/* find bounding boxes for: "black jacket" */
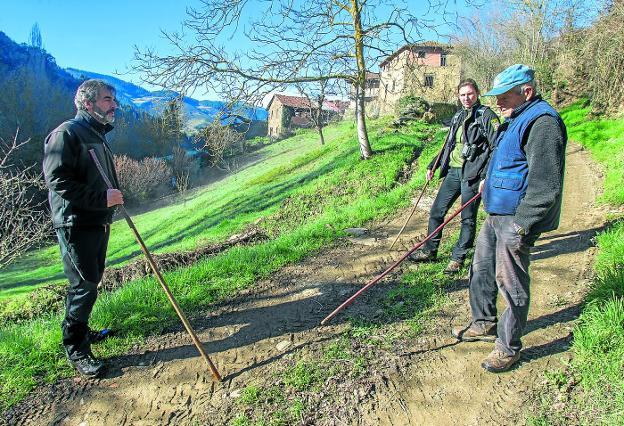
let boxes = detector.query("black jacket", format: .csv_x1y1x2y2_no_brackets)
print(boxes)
429,102,499,184
43,111,120,228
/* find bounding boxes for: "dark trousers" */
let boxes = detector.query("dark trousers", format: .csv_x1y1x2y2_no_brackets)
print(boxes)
468,215,540,356
56,226,110,360
424,167,480,263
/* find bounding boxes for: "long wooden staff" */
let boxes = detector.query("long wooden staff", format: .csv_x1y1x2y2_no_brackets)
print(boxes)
89,149,222,382
321,192,481,326
389,137,447,250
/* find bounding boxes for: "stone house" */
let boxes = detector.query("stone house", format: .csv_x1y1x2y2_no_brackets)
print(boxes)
376,42,461,115
349,72,381,114
267,94,347,139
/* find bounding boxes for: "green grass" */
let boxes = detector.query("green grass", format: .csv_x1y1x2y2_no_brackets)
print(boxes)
529,101,624,424
559,101,624,204
0,118,446,411
0,124,354,299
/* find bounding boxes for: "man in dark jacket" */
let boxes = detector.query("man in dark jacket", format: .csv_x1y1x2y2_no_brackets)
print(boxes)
410,79,499,274
452,64,567,373
43,79,123,377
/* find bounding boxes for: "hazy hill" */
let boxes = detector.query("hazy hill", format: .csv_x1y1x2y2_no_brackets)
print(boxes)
66,68,268,133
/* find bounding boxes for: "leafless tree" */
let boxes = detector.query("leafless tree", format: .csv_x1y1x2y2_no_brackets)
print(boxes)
295,61,347,145
0,130,51,269
195,118,244,170
133,0,451,160
171,146,195,192
451,0,596,94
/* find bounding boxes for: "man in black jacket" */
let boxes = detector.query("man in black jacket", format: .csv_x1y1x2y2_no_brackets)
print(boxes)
43,79,123,377
410,79,499,274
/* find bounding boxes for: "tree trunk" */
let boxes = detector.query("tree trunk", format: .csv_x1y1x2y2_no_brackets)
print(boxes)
317,124,325,145
355,90,371,158
351,0,373,159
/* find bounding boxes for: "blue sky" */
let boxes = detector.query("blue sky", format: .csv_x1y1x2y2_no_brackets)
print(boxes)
0,0,478,100
0,1,202,91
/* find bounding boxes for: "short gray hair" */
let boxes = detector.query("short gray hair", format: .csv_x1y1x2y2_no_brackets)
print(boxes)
516,80,537,95
74,79,116,111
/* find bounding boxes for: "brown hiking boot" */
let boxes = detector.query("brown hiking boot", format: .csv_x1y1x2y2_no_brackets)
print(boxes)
443,260,463,274
481,348,521,373
408,249,436,262
452,322,497,342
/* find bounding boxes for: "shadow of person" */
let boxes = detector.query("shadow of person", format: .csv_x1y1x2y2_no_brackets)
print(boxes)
103,281,385,379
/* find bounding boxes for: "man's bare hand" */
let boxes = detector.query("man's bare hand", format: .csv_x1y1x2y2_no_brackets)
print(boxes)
426,169,434,181
479,179,486,193
107,189,124,207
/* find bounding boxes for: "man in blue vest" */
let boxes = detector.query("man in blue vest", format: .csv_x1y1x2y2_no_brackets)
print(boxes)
409,79,499,274
451,64,567,373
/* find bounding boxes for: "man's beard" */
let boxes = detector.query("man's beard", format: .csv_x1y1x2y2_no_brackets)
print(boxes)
91,105,115,124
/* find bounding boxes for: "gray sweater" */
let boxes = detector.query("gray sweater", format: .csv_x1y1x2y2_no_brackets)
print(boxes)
514,115,567,235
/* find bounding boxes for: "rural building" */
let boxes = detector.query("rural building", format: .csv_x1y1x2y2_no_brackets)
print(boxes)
376,42,461,115
349,72,381,115
267,94,348,139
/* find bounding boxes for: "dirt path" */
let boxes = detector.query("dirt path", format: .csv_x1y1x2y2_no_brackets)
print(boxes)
4,143,605,425
360,142,604,425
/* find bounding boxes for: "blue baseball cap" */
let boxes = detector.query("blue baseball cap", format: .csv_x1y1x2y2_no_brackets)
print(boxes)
484,64,535,96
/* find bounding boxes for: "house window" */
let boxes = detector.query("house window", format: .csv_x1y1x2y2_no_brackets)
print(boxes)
424,74,434,88
417,50,426,58
440,54,447,67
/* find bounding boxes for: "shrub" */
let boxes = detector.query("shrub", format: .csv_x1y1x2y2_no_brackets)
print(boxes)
114,155,172,203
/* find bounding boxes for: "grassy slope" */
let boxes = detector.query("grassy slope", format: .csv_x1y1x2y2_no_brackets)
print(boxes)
0,125,350,299
0,118,446,411
530,101,624,424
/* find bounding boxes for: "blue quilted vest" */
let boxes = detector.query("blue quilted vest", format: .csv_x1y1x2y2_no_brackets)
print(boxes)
483,99,563,215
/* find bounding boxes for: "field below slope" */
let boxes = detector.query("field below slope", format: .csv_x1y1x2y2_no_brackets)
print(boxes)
0,117,445,411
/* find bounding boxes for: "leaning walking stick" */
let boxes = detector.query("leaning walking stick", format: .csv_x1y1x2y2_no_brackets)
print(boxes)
89,149,222,382
321,191,481,326
389,139,447,250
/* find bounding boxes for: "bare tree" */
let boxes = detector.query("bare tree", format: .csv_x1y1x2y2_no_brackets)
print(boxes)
171,146,195,192
451,0,596,94
0,130,50,269
133,0,450,160
195,118,244,170
295,60,346,145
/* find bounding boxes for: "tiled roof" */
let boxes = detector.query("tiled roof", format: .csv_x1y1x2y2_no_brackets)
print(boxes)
270,94,347,112
380,42,452,68
273,94,314,109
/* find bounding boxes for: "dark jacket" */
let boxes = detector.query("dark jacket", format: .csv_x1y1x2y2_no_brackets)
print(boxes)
484,96,567,235
429,101,499,184
43,111,120,228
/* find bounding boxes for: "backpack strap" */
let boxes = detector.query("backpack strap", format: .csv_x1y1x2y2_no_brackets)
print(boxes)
474,105,490,141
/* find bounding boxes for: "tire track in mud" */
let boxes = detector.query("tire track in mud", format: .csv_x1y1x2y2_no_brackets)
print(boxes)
4,143,603,425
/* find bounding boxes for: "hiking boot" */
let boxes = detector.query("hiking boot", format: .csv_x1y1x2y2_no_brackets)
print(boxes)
481,348,521,373
88,328,114,344
408,249,436,262
69,353,106,378
452,322,497,342
443,260,463,274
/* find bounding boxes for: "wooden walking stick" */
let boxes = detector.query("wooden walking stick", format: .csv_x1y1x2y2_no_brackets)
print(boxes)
321,192,481,326
389,138,447,250
89,149,222,382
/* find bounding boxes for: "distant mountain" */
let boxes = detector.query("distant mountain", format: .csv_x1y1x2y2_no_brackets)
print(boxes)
65,68,268,133
0,31,79,94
